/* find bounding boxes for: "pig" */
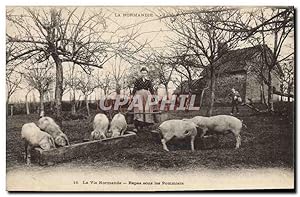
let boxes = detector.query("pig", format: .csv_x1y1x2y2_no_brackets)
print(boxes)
21,122,56,165
154,119,198,152
90,113,109,140
38,117,70,147
108,113,127,138
186,115,243,149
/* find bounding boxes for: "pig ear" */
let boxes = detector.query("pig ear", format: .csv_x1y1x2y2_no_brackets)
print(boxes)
62,134,70,145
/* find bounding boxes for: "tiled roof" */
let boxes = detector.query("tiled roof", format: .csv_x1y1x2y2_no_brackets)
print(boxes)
173,45,283,94
213,45,270,74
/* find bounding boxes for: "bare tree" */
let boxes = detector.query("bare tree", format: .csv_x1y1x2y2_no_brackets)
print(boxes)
123,66,140,95
65,63,81,114
172,72,185,93
145,51,176,98
279,59,294,102
213,7,294,111
24,61,54,117
175,55,202,94
247,8,294,111
6,66,22,105
77,71,98,116
24,87,34,115
162,7,243,115
96,72,114,98
7,7,145,123
153,63,174,97
6,40,24,115
110,55,127,95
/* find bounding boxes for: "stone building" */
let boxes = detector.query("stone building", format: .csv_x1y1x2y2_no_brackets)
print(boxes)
174,45,283,105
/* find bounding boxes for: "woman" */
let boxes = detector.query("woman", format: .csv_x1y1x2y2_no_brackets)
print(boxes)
132,67,155,130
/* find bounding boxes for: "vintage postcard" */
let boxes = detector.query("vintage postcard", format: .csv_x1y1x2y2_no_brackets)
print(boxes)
6,6,295,191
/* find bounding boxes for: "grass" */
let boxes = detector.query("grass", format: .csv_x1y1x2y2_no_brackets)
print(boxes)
6,105,294,171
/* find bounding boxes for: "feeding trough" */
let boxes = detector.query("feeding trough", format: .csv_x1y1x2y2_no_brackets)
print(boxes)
31,131,137,165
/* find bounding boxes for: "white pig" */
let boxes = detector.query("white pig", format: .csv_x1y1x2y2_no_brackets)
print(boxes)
154,119,198,152
186,115,243,149
90,113,109,140
108,113,127,138
38,117,70,147
21,122,56,165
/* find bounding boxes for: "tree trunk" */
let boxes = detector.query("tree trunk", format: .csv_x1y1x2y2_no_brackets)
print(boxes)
6,98,9,117
183,91,191,111
206,69,216,117
260,83,267,106
39,91,45,117
267,70,274,112
25,94,30,115
104,89,107,97
164,85,169,99
71,89,76,115
10,105,13,116
52,54,63,125
129,88,132,95
185,80,193,110
116,84,121,95
85,94,90,116
260,84,264,103
48,90,54,112
287,85,291,102
69,91,72,101
280,83,284,102
199,87,208,109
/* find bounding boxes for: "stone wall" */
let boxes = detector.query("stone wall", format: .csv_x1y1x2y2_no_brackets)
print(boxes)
197,64,282,106
245,70,281,103
202,72,247,105
245,73,264,102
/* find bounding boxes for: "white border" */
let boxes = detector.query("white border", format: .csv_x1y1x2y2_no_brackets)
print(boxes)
1,0,298,196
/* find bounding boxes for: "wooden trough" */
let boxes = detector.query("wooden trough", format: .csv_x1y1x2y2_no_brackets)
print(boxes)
31,131,137,165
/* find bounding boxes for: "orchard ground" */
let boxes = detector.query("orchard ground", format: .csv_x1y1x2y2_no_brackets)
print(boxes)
6,103,294,171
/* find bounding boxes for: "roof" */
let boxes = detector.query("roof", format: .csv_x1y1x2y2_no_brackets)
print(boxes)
201,44,283,76
213,45,270,74
173,78,207,94
173,45,284,94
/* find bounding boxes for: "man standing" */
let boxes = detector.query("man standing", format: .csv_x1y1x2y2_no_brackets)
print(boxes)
230,88,241,115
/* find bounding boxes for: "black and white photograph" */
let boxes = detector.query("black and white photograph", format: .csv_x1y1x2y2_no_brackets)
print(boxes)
5,6,295,191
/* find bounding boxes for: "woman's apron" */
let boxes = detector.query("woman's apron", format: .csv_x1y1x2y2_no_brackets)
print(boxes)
133,89,154,124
